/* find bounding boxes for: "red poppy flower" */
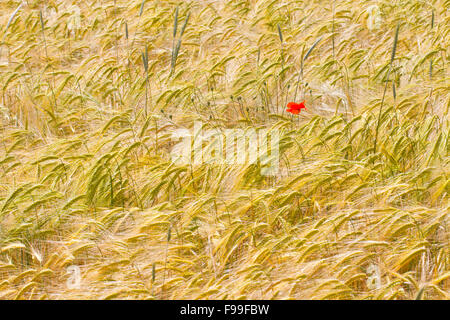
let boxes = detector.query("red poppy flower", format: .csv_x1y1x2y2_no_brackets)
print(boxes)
286,101,306,114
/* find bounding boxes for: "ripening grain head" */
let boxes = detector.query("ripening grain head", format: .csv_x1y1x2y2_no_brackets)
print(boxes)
0,0,448,300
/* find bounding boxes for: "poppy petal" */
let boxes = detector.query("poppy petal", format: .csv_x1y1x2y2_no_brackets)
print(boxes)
287,101,306,114
287,102,296,109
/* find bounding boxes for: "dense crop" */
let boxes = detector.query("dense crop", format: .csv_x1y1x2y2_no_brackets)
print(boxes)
0,0,448,299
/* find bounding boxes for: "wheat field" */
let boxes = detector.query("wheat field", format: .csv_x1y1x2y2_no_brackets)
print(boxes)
0,0,448,300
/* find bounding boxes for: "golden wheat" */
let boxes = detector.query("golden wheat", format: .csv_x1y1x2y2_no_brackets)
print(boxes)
0,0,448,300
